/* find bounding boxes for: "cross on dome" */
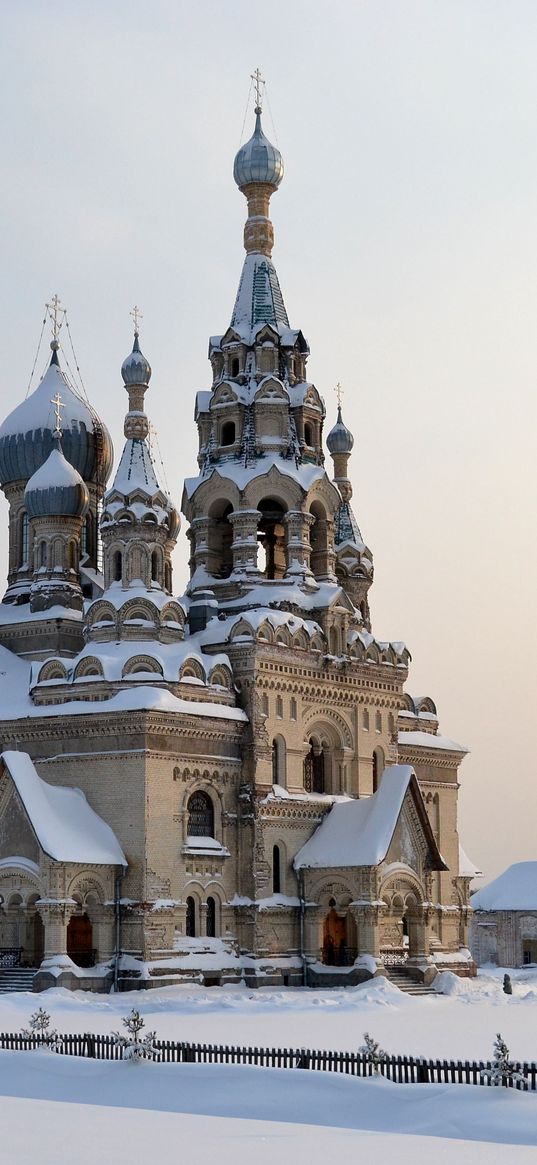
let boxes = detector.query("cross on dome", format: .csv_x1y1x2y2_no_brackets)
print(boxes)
130,305,143,335
335,382,344,409
251,67,265,112
46,294,66,345
50,391,65,438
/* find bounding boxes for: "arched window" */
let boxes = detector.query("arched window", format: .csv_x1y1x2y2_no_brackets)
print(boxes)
304,422,313,447
68,541,76,571
39,540,47,568
372,747,384,793
164,561,172,593
151,550,159,583
309,501,329,579
304,740,324,794
272,736,286,787
363,708,369,731
329,627,338,655
261,692,269,716
231,357,240,377
208,501,233,579
221,421,236,446
276,695,283,719
187,791,215,838
81,515,89,558
113,550,122,582
375,711,382,733
272,845,281,894
186,896,196,937
206,896,216,937
20,513,29,566
290,697,297,721
257,498,287,580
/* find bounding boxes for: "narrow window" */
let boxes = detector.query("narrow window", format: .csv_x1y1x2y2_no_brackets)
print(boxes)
231,357,240,377
113,550,122,582
363,708,369,731
186,896,196,937
276,695,283,719
304,423,313,446
272,845,281,894
206,896,216,938
262,692,269,716
221,421,236,446
375,711,382,733
151,550,159,582
20,513,29,566
39,541,47,568
290,697,297,721
272,739,278,784
187,791,215,838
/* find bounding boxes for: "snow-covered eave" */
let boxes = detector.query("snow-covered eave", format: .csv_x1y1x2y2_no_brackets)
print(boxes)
398,730,469,755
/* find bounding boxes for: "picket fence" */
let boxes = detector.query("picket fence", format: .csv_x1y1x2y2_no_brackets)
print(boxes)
0,1030,534,1090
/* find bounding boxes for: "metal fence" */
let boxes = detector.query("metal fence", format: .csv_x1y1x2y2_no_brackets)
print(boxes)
0,1031,534,1089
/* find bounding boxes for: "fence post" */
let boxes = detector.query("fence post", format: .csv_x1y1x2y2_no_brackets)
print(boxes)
296,1047,310,1069
417,1057,429,1083
85,1033,96,1059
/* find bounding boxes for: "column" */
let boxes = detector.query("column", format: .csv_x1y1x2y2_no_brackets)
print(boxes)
284,511,314,576
37,900,78,964
229,510,260,575
190,516,212,575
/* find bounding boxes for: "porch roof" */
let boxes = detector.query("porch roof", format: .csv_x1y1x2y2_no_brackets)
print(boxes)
294,764,446,871
1,751,127,867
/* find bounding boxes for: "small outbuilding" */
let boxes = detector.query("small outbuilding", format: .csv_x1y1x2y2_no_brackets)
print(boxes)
470,862,537,967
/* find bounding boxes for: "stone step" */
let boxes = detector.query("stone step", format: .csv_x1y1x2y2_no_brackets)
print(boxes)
0,969,37,993
387,970,437,996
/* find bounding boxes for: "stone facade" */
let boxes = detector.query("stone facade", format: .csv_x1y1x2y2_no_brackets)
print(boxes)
0,102,477,991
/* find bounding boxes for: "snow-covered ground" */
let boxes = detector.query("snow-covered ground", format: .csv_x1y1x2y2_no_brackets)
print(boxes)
3,967,537,1164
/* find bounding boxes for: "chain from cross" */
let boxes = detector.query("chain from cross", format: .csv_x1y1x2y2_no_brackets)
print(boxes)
251,67,265,111
130,305,143,334
334,382,344,409
46,294,66,342
50,391,65,437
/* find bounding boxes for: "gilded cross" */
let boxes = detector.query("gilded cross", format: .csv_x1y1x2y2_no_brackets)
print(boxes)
130,305,143,334
335,382,344,409
50,391,65,437
251,67,265,111
46,293,66,342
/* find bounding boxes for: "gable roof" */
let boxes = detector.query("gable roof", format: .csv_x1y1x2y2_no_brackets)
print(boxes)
294,764,446,871
1,751,126,866
472,862,537,911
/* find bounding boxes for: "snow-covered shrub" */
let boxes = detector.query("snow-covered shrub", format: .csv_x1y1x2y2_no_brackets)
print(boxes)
20,1007,62,1052
112,1008,159,1062
359,1032,387,1073
481,1033,528,1088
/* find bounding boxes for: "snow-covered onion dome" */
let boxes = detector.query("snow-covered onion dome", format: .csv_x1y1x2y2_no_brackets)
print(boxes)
121,332,151,388
233,108,284,189
326,405,354,455
0,342,114,488
25,440,89,519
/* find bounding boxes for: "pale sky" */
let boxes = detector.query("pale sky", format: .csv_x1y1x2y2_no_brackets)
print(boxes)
1,0,536,884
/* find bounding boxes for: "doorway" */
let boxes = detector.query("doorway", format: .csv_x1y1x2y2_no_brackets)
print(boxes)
322,904,348,966
67,913,94,968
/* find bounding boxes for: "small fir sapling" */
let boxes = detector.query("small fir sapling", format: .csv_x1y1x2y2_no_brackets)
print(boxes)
481,1033,528,1088
503,974,513,995
112,1008,159,1062
20,1007,62,1051
359,1032,387,1073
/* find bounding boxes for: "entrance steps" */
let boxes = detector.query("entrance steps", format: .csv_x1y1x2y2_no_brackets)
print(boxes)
0,967,36,993
387,967,437,996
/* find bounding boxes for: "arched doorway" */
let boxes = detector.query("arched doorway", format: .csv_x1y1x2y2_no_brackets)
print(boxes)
67,913,94,968
186,896,196,937
304,739,325,793
322,901,348,966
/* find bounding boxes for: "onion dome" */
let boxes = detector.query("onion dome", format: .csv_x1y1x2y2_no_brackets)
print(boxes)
233,108,284,189
326,406,354,455
121,332,151,387
0,344,113,488
25,441,89,518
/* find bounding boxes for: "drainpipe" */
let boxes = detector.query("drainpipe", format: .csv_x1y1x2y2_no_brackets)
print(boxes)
113,868,124,993
298,868,307,987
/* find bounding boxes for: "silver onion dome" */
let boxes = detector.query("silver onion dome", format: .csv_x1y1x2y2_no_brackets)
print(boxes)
0,345,113,488
233,109,284,189
25,441,89,519
121,333,152,387
326,406,355,455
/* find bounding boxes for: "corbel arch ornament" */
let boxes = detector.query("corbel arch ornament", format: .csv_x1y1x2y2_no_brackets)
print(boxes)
302,709,353,751
73,657,104,680
86,601,117,629
180,658,207,683
379,865,426,909
37,659,68,683
66,873,106,906
122,654,164,677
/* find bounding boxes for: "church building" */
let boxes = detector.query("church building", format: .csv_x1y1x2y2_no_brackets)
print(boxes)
0,90,477,991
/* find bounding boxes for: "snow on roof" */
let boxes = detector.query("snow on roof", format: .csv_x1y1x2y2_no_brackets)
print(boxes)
0,363,97,440
33,638,232,687
398,730,468,754
472,862,537,911
295,765,419,869
0,647,246,724
0,603,83,627
230,253,289,340
25,446,84,491
459,843,483,880
199,608,322,648
1,751,126,866
107,437,161,497
184,453,325,499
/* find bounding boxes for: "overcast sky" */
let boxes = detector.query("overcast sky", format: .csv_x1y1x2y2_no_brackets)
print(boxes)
1,0,536,884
